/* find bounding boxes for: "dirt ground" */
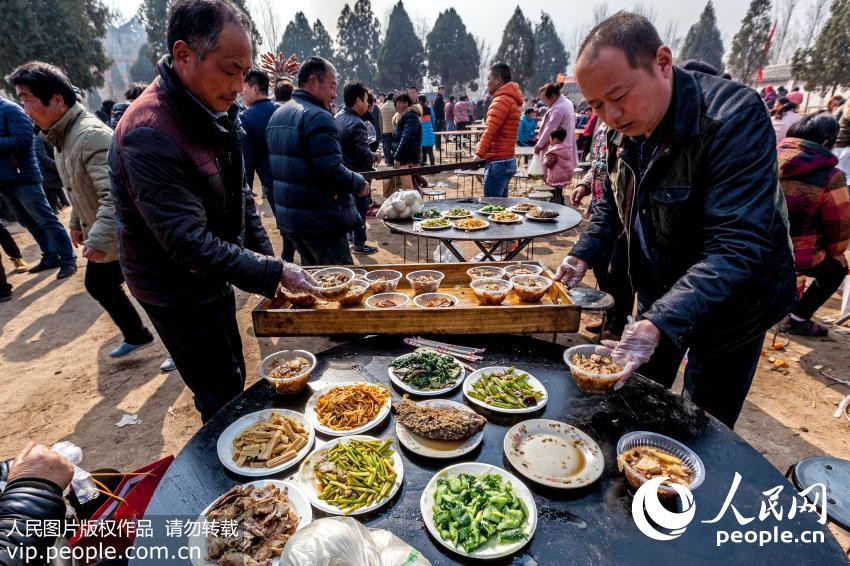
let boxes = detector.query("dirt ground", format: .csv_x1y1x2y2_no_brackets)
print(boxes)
1,172,848,553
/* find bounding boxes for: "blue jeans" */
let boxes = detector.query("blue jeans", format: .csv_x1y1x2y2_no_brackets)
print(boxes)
382,133,394,166
483,158,517,198
0,183,75,265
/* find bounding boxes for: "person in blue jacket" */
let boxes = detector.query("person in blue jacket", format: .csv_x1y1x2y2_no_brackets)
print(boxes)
419,95,436,165
0,96,75,277
517,108,537,146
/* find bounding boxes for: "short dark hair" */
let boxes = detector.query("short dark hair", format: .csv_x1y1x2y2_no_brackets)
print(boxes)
524,108,534,115
166,0,251,60
343,81,368,107
385,92,395,101
395,93,413,106
297,56,334,87
367,90,375,106
124,82,147,100
489,63,511,84
102,99,115,112
5,61,77,107
787,113,840,149
550,127,567,141
578,11,662,72
409,85,417,91
537,82,561,99
244,68,269,91
274,78,293,102
449,95,455,102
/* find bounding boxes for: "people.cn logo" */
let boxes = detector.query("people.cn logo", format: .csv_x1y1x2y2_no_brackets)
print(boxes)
632,476,697,541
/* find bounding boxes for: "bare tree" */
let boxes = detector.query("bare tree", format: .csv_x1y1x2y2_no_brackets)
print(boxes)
252,0,281,54
799,0,830,49
771,0,799,64
631,2,657,23
474,36,492,93
592,2,610,25
661,19,682,56
413,15,431,48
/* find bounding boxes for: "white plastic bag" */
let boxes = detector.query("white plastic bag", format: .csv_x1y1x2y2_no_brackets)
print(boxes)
52,440,99,504
841,273,850,319
281,517,430,566
528,153,544,178
834,147,850,179
376,190,424,220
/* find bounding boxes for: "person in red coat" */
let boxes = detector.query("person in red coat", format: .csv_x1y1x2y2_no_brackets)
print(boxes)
475,63,523,197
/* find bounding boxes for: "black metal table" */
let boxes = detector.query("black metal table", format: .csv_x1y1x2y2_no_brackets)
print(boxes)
383,198,582,261
137,336,846,565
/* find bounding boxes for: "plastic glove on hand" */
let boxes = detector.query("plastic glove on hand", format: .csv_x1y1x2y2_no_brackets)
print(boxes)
280,263,320,296
601,320,662,390
554,255,588,288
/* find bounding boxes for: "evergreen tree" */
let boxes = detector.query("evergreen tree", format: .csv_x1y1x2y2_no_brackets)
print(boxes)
532,12,569,90
426,8,479,92
139,0,169,65
727,0,773,84
312,19,335,60
129,44,158,83
279,12,315,61
792,0,850,95
679,1,725,70
0,0,111,91
336,0,381,87
375,1,425,91
493,7,536,92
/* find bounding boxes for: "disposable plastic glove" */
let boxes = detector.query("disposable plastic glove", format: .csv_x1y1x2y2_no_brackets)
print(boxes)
601,320,662,390
280,263,320,295
553,255,588,289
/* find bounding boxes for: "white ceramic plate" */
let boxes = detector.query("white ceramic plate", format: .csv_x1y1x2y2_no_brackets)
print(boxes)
188,479,312,566
296,435,404,516
418,220,452,231
507,204,539,215
305,382,392,436
453,218,490,231
217,409,315,477
420,462,537,559
387,352,466,396
489,214,524,224
504,419,604,489
463,367,548,414
395,399,484,458
441,209,474,219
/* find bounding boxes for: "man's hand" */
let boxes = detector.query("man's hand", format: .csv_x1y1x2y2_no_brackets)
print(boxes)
280,263,320,295
533,146,541,155
553,255,588,288
601,320,662,390
393,160,401,168
70,229,83,248
570,184,590,207
358,182,371,197
82,246,107,262
8,441,74,490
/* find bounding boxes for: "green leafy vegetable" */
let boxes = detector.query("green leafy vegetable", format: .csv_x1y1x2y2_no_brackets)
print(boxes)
468,367,544,409
391,352,462,391
432,472,528,553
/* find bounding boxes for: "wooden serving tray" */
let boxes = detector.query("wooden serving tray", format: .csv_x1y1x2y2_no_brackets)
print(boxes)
252,261,580,336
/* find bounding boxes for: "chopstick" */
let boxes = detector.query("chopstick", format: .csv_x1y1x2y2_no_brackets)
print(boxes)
410,337,485,354
404,338,483,362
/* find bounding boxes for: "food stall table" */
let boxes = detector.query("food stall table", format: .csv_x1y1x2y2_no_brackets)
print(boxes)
134,335,845,565
383,197,581,262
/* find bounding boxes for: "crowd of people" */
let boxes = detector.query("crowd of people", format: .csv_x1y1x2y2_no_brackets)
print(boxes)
1,3,850,560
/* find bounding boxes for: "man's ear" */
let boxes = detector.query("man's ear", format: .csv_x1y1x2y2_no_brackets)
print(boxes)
172,40,194,67
656,46,674,77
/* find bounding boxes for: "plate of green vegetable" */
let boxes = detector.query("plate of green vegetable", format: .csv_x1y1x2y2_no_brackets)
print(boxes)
463,367,547,414
478,204,506,214
421,462,537,558
388,352,466,396
297,435,403,516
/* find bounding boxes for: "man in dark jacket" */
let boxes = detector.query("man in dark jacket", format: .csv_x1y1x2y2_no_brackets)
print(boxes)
94,99,114,125
0,441,73,564
33,134,68,213
109,0,316,421
0,97,76,277
108,82,147,129
267,56,371,266
336,81,379,254
239,68,297,262
392,93,422,168
556,13,797,428
433,86,446,150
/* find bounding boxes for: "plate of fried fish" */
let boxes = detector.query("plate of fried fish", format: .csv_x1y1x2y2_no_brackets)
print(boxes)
393,395,487,458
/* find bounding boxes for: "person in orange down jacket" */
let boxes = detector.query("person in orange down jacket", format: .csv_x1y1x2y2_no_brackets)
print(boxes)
475,63,523,197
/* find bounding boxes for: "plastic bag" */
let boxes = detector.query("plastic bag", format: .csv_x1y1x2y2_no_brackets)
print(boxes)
281,517,430,566
52,441,99,504
835,147,850,178
376,190,424,220
528,153,544,178
841,273,850,319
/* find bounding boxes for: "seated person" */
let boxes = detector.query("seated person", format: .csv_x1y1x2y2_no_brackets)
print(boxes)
778,113,850,336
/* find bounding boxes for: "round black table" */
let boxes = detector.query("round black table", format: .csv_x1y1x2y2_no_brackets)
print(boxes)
383,198,582,261
137,336,846,564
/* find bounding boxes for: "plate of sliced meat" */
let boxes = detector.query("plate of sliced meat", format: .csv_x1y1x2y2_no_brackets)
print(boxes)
393,395,487,458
